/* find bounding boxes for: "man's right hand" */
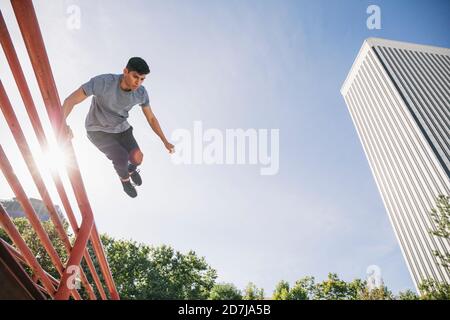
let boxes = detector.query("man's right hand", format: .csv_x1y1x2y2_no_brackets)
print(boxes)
60,86,88,142
59,124,73,142
66,125,74,140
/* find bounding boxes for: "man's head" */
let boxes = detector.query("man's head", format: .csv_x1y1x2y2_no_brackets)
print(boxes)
122,57,150,91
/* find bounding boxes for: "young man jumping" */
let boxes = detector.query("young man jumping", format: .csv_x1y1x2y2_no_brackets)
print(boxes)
61,57,174,198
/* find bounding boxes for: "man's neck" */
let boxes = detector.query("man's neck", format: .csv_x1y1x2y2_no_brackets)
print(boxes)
119,76,132,92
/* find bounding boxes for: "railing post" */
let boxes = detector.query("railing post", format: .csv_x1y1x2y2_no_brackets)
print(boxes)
54,215,94,300
10,0,119,299
0,204,56,297
0,10,107,300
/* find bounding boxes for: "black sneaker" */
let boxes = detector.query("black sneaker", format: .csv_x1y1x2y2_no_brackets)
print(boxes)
121,179,137,198
128,165,142,186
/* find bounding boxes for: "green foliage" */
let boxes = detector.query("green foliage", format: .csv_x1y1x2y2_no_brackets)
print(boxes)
315,273,355,300
243,282,265,300
0,227,9,244
420,195,450,300
430,195,450,239
0,217,69,279
274,276,316,300
428,195,450,270
346,279,366,299
357,285,394,300
0,217,217,300
85,235,154,299
272,280,290,300
419,280,450,300
209,283,242,300
288,278,312,300
271,275,401,300
397,289,419,300
92,235,217,299
1,215,430,300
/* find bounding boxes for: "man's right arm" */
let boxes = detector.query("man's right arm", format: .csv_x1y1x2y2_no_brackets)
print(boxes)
62,87,88,120
60,87,88,140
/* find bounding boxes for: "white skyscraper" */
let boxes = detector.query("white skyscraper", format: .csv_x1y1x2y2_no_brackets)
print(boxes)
341,38,450,292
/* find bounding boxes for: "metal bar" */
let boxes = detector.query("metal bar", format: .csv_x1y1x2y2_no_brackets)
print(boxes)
54,214,93,299
11,0,119,300
2,239,60,288
1,239,58,298
34,283,48,297
0,11,106,299
0,146,65,275
84,242,107,299
0,79,96,300
0,145,82,300
0,204,56,297
0,236,47,299
90,225,118,298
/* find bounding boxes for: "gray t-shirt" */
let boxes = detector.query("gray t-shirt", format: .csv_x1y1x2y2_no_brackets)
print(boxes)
81,73,150,133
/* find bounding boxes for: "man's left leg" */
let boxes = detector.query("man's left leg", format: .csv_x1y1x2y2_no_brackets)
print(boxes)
87,130,138,197
118,127,143,186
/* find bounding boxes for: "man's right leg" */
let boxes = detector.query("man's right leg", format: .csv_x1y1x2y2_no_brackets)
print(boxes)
87,131,138,198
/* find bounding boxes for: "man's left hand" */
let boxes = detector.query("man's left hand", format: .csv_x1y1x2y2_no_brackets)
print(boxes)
164,141,175,154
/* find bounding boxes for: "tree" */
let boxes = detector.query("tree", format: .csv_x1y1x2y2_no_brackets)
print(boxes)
243,282,265,300
209,283,242,300
345,279,367,300
428,195,450,270
314,273,360,300
273,276,363,300
85,236,154,299
286,276,317,300
419,280,450,300
397,289,419,300
422,195,450,300
272,280,290,300
0,216,425,300
89,236,218,299
270,275,419,300
357,285,394,300
0,217,218,300
0,217,69,279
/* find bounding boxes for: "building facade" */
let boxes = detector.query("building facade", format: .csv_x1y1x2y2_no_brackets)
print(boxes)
341,38,450,291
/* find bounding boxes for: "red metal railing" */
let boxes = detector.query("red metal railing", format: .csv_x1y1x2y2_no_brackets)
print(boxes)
0,0,119,300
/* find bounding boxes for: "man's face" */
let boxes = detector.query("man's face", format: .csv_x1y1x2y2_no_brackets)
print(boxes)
123,68,146,91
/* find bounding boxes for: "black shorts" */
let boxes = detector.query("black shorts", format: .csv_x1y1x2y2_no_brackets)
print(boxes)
87,126,141,178
87,126,139,153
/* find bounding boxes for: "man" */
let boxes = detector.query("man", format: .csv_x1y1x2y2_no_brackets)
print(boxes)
61,57,174,198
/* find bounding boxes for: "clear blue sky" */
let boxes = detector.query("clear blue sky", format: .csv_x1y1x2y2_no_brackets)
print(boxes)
0,0,449,295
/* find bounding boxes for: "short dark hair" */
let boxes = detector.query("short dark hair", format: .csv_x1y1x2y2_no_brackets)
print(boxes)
126,57,150,75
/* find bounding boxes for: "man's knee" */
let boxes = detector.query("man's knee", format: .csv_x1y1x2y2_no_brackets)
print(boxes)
129,148,143,165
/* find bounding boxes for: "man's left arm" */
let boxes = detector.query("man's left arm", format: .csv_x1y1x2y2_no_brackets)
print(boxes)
142,105,174,153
